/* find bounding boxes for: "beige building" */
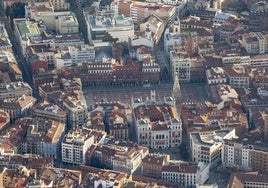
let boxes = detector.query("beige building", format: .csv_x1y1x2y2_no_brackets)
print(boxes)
223,65,250,89
55,14,79,34
132,91,182,149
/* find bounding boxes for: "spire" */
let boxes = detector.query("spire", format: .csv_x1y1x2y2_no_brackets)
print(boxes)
172,74,181,103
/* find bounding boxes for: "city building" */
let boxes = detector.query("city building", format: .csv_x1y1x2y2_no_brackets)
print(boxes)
55,14,79,34
54,45,95,68
228,172,268,188
0,82,32,100
31,100,67,123
62,127,106,164
85,9,134,43
142,153,170,179
0,95,36,122
170,50,191,81
161,161,209,186
132,91,182,149
140,15,165,44
190,129,236,167
89,137,149,174
249,1,268,32
223,65,250,88
25,118,65,159
51,0,70,11
242,32,268,55
76,57,161,86
107,111,129,140
13,18,41,55
206,67,227,85
39,167,82,187
61,90,87,127
207,84,239,105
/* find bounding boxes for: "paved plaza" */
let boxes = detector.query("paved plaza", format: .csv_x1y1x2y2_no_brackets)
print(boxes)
83,82,208,106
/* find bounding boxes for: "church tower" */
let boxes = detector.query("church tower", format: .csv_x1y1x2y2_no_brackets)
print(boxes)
172,74,181,103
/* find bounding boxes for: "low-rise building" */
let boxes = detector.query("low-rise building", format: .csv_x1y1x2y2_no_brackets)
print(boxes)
190,129,236,167
55,14,79,34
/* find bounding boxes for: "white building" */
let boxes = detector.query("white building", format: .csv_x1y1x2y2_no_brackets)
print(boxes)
85,9,134,43
161,161,209,186
222,138,254,171
132,91,182,149
164,28,183,55
61,128,95,164
0,82,32,100
206,67,227,85
62,90,87,127
190,129,236,167
170,50,191,81
54,45,95,68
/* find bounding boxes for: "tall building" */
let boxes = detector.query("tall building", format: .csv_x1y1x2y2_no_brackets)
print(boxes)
62,128,94,165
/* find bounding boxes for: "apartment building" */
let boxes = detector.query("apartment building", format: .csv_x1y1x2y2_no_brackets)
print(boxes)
132,91,182,149
223,65,250,89
31,100,67,123
142,153,170,179
0,23,12,50
90,137,148,174
161,161,209,186
107,111,129,140
206,67,227,85
62,90,87,127
0,95,36,121
190,129,236,167
250,144,268,175
25,119,65,159
62,128,106,165
249,1,268,32
0,82,32,100
242,32,268,55
228,172,268,188
170,50,191,81
85,9,134,43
